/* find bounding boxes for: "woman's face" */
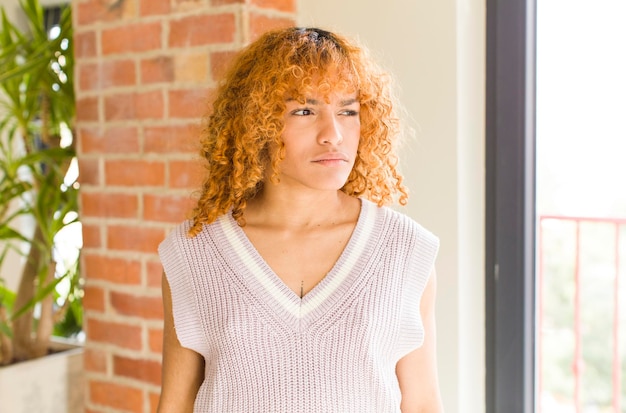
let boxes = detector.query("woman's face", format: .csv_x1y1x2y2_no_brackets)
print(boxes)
274,85,361,194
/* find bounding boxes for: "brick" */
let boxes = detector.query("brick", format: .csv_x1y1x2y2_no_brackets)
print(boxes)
136,90,165,119
140,56,174,84
81,191,139,218
102,22,162,55
89,380,143,412
144,124,198,154
114,357,162,389
80,59,136,91
104,91,164,121
107,225,165,253
110,291,164,320
80,126,140,154
87,319,142,351
103,92,133,121
169,88,211,119
101,59,137,88
84,254,142,285
75,2,111,26
77,157,101,186
210,50,237,81
169,159,204,189
113,355,162,385
83,285,106,313
76,96,99,122
173,52,209,83
169,13,236,48
252,0,296,12
146,260,164,288
105,159,166,187
78,62,99,92
74,30,97,59
144,193,195,223
76,0,137,26
84,347,108,373
119,0,140,20
148,327,163,354
81,223,102,249
139,0,171,16
249,13,294,41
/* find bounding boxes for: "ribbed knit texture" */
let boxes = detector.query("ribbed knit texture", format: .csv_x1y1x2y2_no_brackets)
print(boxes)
158,199,439,413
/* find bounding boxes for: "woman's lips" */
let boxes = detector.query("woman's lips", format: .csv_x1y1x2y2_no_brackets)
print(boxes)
312,153,349,164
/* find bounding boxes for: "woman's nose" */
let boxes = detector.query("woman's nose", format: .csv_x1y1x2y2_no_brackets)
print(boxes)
317,115,343,145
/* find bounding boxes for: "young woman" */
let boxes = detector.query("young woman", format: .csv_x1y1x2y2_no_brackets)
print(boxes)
158,27,443,413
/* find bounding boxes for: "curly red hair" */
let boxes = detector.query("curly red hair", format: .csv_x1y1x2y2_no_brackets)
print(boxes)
188,27,408,236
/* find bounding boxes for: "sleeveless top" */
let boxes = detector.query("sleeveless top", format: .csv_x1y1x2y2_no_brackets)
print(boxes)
158,199,439,413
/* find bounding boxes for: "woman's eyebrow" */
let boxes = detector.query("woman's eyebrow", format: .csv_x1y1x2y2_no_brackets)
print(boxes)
284,98,322,105
340,98,359,106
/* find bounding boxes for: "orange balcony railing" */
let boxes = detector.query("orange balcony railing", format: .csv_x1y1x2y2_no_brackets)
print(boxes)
538,215,626,413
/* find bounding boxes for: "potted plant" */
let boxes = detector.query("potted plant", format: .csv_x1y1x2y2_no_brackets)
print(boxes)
0,0,83,410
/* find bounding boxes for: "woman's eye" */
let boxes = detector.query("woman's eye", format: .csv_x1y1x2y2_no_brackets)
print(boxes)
340,110,359,116
292,108,313,116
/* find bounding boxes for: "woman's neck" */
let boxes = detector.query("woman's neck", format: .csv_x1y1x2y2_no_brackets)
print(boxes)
243,189,359,230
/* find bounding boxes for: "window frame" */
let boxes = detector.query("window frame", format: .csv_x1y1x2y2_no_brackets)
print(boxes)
485,0,537,412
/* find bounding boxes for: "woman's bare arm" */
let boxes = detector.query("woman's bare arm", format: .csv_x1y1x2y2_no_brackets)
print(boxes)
157,273,205,413
396,269,444,413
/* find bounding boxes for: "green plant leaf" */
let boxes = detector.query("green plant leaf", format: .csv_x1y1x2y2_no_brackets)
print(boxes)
0,278,16,338
10,272,65,320
0,225,29,242
0,280,16,310
0,321,12,338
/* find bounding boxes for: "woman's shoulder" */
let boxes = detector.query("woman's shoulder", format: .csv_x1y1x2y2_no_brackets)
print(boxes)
365,200,439,248
161,214,228,250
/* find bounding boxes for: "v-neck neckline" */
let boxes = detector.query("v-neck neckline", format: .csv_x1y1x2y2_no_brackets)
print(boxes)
216,198,380,330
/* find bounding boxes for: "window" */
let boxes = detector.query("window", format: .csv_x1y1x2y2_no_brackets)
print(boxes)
485,0,536,412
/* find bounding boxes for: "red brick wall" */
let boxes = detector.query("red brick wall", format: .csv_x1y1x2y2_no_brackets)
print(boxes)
72,1,295,411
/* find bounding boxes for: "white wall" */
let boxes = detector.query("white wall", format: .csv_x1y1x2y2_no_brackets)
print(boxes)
297,1,486,411
0,0,25,32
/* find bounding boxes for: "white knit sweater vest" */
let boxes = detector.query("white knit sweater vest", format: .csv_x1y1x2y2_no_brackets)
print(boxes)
159,199,439,413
